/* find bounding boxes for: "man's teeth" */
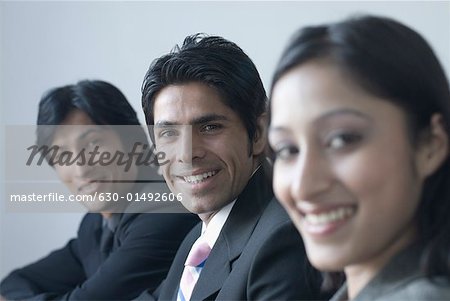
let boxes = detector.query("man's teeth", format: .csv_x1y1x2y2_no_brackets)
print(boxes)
79,182,98,193
183,171,217,184
305,207,355,225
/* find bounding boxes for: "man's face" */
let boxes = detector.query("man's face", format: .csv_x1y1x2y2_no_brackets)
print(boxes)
51,109,138,212
153,82,264,223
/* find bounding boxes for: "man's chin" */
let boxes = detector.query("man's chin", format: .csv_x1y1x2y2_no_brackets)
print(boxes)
81,196,121,213
83,203,111,213
181,197,221,214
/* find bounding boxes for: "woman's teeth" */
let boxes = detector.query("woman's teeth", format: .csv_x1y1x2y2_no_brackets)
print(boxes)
305,207,355,225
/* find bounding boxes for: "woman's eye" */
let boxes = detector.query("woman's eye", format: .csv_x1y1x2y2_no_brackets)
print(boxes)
274,145,299,161
328,133,362,150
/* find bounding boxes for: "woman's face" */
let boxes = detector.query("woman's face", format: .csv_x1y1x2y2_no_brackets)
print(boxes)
269,61,432,272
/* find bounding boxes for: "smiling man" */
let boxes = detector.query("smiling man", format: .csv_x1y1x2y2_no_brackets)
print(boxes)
0,80,199,301
136,34,326,301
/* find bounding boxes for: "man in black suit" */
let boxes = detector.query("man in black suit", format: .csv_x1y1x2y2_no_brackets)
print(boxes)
137,34,326,300
0,80,199,300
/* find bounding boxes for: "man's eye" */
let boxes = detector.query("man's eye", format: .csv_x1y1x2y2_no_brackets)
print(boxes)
201,124,222,132
328,133,362,150
274,145,299,161
159,129,178,138
87,139,101,148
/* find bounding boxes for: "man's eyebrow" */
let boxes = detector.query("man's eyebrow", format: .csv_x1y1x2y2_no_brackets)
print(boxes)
191,114,228,125
155,114,229,128
77,128,102,141
53,127,101,147
154,121,178,128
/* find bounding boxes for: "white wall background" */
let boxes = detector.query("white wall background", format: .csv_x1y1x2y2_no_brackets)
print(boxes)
1,0,449,279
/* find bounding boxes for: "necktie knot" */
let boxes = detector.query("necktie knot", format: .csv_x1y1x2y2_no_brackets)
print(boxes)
178,239,211,301
185,241,211,267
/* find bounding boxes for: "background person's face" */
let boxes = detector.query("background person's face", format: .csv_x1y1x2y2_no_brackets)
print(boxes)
51,109,138,212
269,62,428,273
153,82,261,223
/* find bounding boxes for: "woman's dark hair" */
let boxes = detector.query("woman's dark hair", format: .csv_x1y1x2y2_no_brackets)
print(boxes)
141,33,267,155
270,15,450,289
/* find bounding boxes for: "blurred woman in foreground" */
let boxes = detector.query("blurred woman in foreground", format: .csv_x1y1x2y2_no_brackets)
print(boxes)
269,15,450,300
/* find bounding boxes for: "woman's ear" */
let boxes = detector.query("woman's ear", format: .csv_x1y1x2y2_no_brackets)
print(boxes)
417,113,449,178
252,113,268,157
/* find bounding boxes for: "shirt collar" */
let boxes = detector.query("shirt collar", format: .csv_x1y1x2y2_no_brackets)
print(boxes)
200,199,236,249
198,164,262,248
102,213,121,232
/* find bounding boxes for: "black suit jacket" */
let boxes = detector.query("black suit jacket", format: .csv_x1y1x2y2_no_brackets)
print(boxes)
0,212,199,300
138,169,325,301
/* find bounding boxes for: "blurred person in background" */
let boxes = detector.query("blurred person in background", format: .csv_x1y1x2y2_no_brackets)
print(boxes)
0,80,199,301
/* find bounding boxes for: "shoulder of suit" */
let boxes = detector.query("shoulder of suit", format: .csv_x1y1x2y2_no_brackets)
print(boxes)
78,212,102,228
76,213,102,240
244,197,296,243
382,275,450,300
258,197,291,226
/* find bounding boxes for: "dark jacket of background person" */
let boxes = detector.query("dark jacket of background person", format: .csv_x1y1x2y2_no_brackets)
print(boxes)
0,211,199,300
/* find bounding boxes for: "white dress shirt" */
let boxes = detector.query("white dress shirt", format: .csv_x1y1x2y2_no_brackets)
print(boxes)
199,199,236,249
196,165,261,248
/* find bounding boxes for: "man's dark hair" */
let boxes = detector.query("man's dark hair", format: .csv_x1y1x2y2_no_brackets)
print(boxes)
141,33,267,154
36,80,158,181
37,80,146,148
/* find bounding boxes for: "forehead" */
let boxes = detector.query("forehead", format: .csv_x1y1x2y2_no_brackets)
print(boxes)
153,82,239,123
270,62,398,127
52,110,101,145
60,109,95,126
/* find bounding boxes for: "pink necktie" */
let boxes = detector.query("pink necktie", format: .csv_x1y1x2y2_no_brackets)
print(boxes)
177,240,211,301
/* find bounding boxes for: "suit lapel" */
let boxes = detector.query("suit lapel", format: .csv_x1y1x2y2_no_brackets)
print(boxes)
162,224,202,301
84,214,103,276
190,235,231,301
191,168,273,300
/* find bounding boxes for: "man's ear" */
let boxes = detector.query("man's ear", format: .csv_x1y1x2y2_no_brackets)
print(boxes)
417,113,449,178
252,113,268,156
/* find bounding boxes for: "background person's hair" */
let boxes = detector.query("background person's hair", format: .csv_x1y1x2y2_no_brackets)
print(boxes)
141,33,267,155
270,15,450,288
37,80,145,147
36,80,158,181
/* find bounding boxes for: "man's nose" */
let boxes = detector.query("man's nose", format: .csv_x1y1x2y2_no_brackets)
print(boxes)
177,127,205,163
